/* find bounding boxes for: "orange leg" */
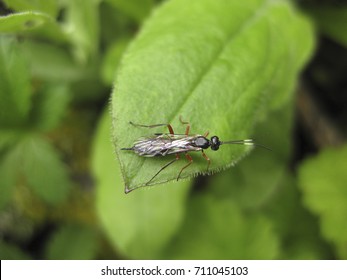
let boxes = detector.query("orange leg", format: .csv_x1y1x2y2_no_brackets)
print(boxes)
167,124,175,135
129,121,175,135
177,153,193,181
179,116,190,135
201,150,210,172
185,124,190,135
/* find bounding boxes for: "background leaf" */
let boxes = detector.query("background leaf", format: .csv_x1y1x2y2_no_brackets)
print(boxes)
0,11,68,44
19,41,88,82
101,38,130,85
46,224,98,259
92,108,191,259
104,0,153,23
19,136,71,205
30,83,71,131
112,0,314,191
264,173,331,260
60,0,100,63
0,240,31,260
306,5,347,47
164,194,280,259
0,11,49,32
0,36,31,126
0,146,20,209
298,144,347,259
3,0,59,18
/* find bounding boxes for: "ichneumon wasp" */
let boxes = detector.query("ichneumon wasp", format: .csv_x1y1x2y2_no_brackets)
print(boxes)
121,116,267,187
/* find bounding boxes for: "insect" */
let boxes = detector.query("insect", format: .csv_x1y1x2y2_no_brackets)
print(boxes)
121,117,262,186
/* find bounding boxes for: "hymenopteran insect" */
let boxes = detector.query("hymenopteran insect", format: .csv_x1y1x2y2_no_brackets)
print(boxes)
121,117,264,186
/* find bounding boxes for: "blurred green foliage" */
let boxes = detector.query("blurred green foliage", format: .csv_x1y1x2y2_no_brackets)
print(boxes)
0,0,346,260
298,145,347,259
306,6,347,47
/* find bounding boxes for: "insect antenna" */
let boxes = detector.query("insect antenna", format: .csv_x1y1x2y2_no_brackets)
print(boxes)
121,147,134,151
221,139,272,151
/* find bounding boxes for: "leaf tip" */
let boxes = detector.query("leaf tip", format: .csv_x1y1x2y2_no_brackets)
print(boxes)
124,186,132,194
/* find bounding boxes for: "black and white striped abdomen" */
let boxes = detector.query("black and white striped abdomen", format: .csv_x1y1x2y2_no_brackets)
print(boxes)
132,135,202,157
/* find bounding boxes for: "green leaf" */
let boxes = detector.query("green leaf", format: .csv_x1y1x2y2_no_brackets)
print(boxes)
105,0,153,23
165,194,279,259
46,225,98,259
0,36,31,127
306,6,347,47
0,240,31,260
19,41,88,81
99,2,135,45
30,83,71,131
0,11,67,44
60,0,100,63
19,136,71,205
3,0,59,18
0,130,21,152
0,147,20,209
1,135,71,208
0,11,48,32
0,11,69,44
92,108,191,259
112,0,314,191
101,38,130,85
298,145,347,259
265,173,331,259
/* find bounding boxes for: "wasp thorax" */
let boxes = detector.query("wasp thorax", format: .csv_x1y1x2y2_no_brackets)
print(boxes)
194,136,210,149
210,136,221,151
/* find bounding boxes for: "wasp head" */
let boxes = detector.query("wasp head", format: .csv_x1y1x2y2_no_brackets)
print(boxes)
210,136,221,151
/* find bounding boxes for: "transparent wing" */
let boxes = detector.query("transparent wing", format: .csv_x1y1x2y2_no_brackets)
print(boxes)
132,134,201,156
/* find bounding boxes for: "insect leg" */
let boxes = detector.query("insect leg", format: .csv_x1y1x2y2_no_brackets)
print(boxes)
179,116,190,135
121,147,133,151
145,153,180,185
201,150,211,172
129,121,174,135
177,153,193,181
203,131,209,137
